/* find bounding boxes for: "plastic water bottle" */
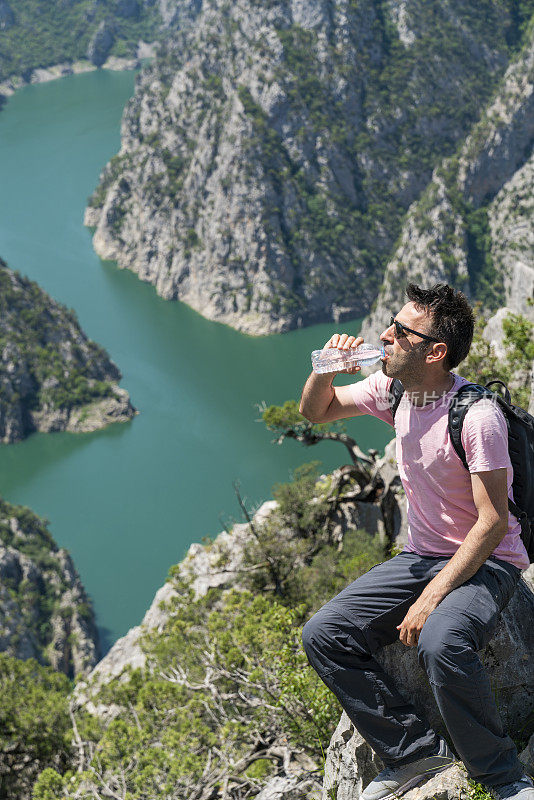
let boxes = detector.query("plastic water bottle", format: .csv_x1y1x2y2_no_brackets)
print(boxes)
311,343,385,374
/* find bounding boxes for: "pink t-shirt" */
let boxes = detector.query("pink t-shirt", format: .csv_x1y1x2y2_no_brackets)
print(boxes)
349,369,530,570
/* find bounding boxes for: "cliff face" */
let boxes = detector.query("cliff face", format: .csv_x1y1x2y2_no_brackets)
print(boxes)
0,498,99,678
360,28,534,344
0,259,136,443
85,0,529,334
488,149,534,325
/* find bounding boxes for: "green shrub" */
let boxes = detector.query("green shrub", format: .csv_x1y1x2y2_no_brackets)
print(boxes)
0,654,72,799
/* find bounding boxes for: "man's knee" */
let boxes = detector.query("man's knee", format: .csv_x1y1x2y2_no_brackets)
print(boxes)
417,612,478,684
301,614,322,659
301,605,367,677
301,606,342,660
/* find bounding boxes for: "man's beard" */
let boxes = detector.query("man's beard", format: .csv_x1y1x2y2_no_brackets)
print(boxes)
381,346,427,384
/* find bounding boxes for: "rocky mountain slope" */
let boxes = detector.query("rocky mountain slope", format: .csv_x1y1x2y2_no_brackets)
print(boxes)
0,497,99,678
0,258,136,443
85,0,533,334
360,24,534,346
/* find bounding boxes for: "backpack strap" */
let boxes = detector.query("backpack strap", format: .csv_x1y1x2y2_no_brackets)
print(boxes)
508,497,528,525
448,383,493,469
484,380,511,405
448,382,529,528
388,378,404,422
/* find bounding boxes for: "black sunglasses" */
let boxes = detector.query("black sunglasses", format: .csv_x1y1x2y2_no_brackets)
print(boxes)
390,316,441,343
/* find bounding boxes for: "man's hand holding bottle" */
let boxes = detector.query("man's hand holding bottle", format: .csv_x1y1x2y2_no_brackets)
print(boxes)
320,333,365,375
311,335,384,374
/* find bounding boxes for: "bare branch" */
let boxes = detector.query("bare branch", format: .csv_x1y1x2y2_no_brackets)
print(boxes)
69,699,87,774
128,702,142,731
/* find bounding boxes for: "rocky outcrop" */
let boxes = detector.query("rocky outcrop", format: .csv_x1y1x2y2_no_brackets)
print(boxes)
0,258,136,443
254,773,323,800
323,717,471,800
85,0,526,334
29,384,135,435
377,579,534,738
489,152,534,325
322,577,534,800
0,499,100,677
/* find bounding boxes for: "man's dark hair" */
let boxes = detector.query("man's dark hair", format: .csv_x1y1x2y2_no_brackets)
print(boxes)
405,283,474,370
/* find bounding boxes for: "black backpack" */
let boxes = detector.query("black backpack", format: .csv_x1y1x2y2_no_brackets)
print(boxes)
389,377,534,564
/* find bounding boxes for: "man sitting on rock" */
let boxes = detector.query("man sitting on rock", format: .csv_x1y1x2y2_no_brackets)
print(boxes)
299,283,532,800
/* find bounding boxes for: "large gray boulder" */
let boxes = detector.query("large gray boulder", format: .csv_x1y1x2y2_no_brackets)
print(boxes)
322,577,534,799
377,578,534,738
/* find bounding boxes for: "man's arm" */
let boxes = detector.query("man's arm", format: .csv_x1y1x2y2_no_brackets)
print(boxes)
299,333,366,423
299,372,366,423
397,468,509,647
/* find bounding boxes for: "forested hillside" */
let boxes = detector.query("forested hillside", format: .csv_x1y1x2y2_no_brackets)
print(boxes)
0,0,162,83
0,497,99,676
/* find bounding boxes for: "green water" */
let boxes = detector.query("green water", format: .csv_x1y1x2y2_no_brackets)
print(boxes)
0,70,393,651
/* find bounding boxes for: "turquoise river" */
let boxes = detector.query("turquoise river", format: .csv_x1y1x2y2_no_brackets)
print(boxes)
0,69,392,652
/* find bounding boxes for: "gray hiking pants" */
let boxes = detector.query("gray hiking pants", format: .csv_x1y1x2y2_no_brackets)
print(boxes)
301,551,523,787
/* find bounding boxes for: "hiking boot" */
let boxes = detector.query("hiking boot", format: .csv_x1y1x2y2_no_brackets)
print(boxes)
490,776,534,800
361,738,456,800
